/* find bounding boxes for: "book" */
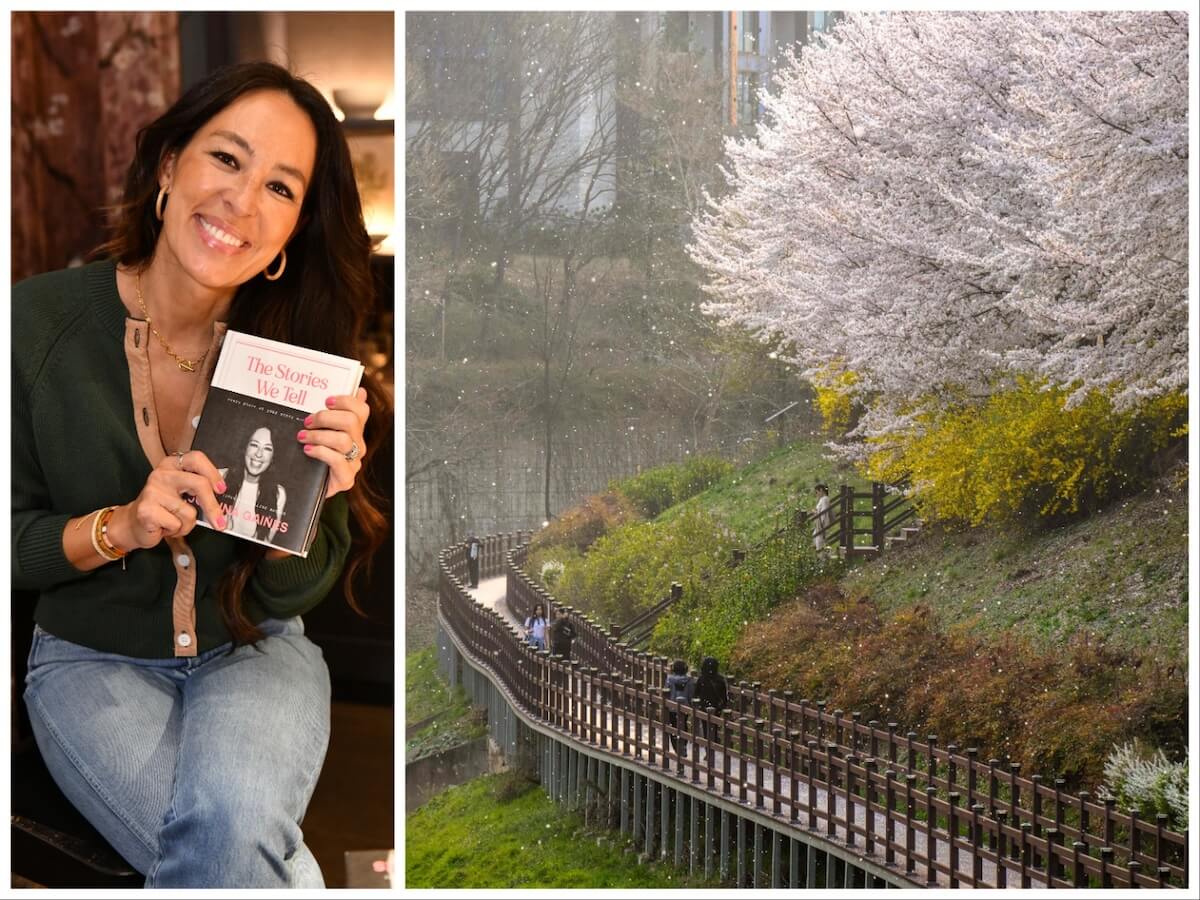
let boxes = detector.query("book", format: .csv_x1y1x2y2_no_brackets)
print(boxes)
190,329,364,556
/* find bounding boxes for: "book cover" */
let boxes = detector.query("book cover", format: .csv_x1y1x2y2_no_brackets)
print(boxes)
191,330,364,556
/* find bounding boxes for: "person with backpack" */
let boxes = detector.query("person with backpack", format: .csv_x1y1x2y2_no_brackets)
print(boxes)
523,603,547,652
694,655,729,760
665,659,695,774
548,608,576,660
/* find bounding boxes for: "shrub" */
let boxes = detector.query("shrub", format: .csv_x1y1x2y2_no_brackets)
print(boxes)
539,559,566,589
811,363,861,435
673,455,734,501
532,490,637,553
610,455,733,519
728,583,1186,789
654,525,843,665
867,380,1186,525
1099,741,1189,831
554,508,736,627
613,467,677,518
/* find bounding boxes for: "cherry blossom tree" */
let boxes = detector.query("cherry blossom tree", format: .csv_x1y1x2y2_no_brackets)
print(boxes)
690,11,1188,448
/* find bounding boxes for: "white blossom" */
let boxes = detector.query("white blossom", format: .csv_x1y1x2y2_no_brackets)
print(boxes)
690,11,1188,444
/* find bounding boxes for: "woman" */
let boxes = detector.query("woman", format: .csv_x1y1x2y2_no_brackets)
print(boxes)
220,426,288,544
523,603,547,652
12,62,389,888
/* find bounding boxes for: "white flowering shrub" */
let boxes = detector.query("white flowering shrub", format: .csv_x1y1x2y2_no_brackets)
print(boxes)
1098,741,1188,830
539,559,566,589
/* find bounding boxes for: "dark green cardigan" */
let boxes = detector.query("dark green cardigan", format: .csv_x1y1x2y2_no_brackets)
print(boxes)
12,260,351,657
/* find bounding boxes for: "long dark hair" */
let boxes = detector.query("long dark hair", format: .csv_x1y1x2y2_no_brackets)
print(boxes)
97,62,390,644
222,427,286,543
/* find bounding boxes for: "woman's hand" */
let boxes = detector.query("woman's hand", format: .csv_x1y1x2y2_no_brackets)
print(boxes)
298,387,370,498
108,451,227,551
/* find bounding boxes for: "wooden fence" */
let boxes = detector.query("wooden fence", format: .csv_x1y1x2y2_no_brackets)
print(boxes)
442,533,1188,889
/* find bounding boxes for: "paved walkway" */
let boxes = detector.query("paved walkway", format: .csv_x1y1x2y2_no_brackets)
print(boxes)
468,575,514,624
460,575,1043,888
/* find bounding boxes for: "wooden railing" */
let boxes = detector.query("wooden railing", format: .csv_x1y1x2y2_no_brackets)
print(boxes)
443,536,1188,889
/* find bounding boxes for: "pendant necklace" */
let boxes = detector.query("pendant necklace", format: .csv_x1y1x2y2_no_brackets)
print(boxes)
135,272,211,373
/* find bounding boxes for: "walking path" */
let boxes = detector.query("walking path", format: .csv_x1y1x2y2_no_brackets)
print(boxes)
469,576,513,625
461,576,1044,888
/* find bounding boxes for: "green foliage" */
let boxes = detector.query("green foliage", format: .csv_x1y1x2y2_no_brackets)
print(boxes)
532,490,638,554
610,455,734,519
406,773,720,888
612,466,676,518
868,380,1187,525
651,526,843,665
553,508,736,626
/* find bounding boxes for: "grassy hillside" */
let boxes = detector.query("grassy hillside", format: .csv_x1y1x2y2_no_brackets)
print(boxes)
660,440,867,543
841,479,1188,662
406,772,718,889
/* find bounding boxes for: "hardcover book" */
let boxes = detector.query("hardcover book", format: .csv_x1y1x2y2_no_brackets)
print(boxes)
190,329,364,556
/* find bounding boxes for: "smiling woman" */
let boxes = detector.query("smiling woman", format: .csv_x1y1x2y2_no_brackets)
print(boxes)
11,62,390,888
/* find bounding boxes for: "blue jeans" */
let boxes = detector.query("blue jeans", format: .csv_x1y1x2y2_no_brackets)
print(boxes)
23,617,330,888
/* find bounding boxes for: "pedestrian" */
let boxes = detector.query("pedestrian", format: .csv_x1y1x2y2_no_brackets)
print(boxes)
694,656,729,760
466,534,481,588
666,659,695,773
812,483,833,550
523,603,547,652
548,607,577,660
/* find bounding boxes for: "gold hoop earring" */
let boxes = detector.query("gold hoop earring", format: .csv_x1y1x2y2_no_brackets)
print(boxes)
155,186,169,221
264,249,287,281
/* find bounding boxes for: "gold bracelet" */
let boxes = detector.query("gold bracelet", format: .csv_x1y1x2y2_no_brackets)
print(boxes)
91,506,127,562
88,509,110,560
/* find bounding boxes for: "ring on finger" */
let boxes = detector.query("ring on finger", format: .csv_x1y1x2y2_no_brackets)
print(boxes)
174,450,186,469
344,440,361,462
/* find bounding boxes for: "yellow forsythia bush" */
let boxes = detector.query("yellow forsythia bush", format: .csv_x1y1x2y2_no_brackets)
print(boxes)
812,364,860,435
867,380,1186,524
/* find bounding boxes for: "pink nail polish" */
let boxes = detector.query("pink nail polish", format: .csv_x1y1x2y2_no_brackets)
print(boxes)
325,396,336,408
297,430,307,441
304,415,314,427
304,444,315,454
216,481,227,493
217,515,227,529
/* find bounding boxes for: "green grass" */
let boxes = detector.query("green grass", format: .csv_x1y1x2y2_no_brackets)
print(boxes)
658,439,869,543
405,647,487,762
840,478,1188,664
405,772,720,888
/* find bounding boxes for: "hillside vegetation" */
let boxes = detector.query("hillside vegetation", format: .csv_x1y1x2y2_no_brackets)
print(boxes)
528,441,1188,792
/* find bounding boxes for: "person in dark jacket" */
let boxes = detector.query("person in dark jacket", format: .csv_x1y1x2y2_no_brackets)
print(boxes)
694,655,729,758
694,656,728,713
548,608,577,659
466,534,481,588
665,659,695,773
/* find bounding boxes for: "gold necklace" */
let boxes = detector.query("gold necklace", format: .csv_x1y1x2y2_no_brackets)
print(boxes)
135,273,211,373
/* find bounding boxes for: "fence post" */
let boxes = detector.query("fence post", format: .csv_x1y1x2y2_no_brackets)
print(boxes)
872,481,884,548
995,810,1009,887
840,484,853,554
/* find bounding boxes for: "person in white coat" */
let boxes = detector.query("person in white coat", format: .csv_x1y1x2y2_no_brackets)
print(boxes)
812,483,833,550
